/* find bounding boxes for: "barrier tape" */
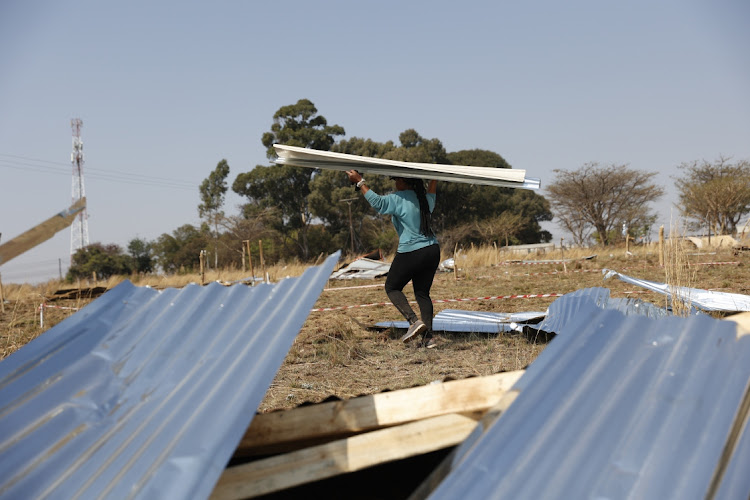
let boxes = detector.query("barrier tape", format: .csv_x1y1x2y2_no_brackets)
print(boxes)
480,261,740,279
691,261,740,266
38,304,80,311
310,289,655,312
311,293,565,312
497,260,739,267
323,283,385,292
38,303,81,328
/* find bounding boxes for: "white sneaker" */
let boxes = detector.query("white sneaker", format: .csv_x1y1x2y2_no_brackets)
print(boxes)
400,320,426,343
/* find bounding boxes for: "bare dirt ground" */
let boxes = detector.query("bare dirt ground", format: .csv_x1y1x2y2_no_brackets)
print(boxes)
2,246,749,413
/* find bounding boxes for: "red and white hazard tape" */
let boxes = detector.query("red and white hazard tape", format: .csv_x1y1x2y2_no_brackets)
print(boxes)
310,293,565,312
480,261,740,280
691,261,740,266
38,304,80,311
323,283,385,292
38,303,80,328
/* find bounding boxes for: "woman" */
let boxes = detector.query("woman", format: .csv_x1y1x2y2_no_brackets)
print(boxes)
345,170,440,348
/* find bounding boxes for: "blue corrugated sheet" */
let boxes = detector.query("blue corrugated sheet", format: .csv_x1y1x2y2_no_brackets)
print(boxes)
0,252,339,500
533,286,689,336
430,290,750,499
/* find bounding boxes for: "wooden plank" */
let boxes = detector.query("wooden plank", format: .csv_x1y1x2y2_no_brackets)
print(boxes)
236,370,523,456
0,198,86,266
408,389,521,500
212,413,479,500
724,311,750,338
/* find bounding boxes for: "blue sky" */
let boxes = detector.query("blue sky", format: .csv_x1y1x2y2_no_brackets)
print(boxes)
1,0,749,284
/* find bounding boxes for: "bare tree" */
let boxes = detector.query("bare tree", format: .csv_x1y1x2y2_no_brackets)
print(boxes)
675,156,750,236
547,163,664,246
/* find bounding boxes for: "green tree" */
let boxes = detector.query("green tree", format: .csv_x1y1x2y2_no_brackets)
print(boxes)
67,243,133,281
547,163,664,246
127,237,153,273
675,156,750,235
308,137,396,255
152,224,209,273
233,99,344,259
437,149,552,244
199,159,230,268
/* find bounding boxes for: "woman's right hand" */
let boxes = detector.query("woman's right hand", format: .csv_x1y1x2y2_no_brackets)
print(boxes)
346,170,362,184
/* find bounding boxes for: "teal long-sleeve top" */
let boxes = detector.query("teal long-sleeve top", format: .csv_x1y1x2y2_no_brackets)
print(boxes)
364,188,438,253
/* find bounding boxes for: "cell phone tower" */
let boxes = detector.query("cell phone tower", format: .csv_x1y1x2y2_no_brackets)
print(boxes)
70,118,89,260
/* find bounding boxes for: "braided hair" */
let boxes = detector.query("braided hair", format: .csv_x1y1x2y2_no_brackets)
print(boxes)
404,178,434,238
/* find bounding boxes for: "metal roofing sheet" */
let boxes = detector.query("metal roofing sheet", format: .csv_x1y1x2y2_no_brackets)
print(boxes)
603,269,750,312
0,252,339,500
377,309,546,333
272,144,541,190
329,258,390,280
533,286,684,336
430,293,750,499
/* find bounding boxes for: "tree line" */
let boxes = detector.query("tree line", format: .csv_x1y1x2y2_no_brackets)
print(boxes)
67,99,750,281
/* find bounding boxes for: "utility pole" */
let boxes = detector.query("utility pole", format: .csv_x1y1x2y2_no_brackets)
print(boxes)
340,197,357,255
70,118,89,262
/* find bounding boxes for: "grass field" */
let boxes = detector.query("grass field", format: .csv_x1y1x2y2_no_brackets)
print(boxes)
2,243,749,413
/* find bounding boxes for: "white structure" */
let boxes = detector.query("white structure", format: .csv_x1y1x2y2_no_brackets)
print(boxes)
70,118,89,259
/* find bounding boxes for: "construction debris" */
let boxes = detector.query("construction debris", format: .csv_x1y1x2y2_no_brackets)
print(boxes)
329,258,390,280
376,309,546,333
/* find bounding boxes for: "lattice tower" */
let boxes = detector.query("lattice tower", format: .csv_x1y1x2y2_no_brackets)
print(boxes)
70,118,89,259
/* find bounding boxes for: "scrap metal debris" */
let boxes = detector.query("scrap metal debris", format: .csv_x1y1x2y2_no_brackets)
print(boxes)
330,258,390,280
603,269,750,312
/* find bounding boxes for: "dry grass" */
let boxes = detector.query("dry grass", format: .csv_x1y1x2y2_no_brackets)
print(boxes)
663,219,697,316
2,243,749,412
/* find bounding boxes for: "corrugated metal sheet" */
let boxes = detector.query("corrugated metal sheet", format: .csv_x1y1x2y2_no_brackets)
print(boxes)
329,258,390,280
0,252,339,500
533,286,685,336
429,291,750,499
377,309,546,333
272,144,541,190
603,269,750,312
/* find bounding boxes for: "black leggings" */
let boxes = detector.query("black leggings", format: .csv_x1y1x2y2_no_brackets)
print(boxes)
385,244,441,331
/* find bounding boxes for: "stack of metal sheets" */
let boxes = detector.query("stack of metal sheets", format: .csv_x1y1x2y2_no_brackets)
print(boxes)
273,144,541,190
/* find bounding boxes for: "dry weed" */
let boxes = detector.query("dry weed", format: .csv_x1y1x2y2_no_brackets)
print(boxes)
664,219,696,316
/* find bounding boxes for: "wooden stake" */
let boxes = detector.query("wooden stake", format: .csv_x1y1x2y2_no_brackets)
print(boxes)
453,243,458,281
200,249,206,285
659,225,665,267
247,241,255,283
258,239,265,283
0,272,5,314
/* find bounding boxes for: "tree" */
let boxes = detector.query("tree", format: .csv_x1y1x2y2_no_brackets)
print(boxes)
547,163,664,246
152,224,209,273
439,149,552,244
675,156,750,235
199,159,230,268
67,243,133,281
127,237,153,274
233,99,344,259
307,137,397,254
